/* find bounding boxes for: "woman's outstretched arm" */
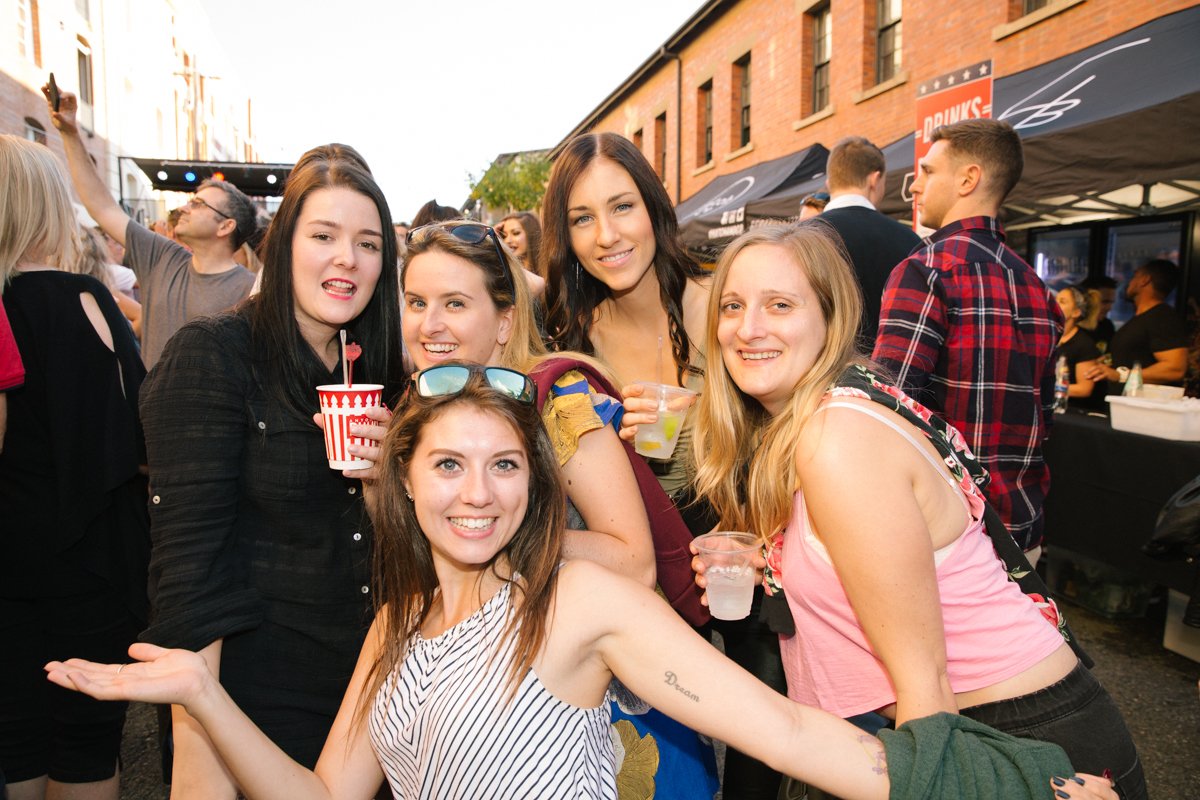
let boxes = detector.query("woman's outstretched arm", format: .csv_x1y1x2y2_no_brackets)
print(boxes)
47,619,388,800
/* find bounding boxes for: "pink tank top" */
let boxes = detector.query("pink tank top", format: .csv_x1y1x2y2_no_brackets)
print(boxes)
779,400,1066,718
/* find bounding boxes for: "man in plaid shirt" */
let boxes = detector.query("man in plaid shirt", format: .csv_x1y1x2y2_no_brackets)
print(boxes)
873,119,1063,561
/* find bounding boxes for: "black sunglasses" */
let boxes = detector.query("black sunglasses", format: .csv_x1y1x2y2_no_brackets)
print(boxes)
413,364,536,405
406,221,514,298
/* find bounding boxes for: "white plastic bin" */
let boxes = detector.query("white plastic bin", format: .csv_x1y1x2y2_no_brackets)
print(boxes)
1163,590,1200,663
1106,396,1200,441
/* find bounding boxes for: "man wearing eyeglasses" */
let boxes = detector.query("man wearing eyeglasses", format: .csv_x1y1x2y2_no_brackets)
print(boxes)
812,136,920,348
45,87,258,367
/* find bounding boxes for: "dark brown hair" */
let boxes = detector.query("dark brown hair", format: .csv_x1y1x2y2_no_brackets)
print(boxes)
500,211,542,275
930,119,1024,202
540,133,706,384
362,371,567,710
247,143,405,420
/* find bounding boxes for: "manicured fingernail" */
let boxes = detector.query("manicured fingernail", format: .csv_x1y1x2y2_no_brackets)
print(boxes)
1102,769,1113,781
1051,777,1066,787
1055,791,1070,799
1071,776,1085,785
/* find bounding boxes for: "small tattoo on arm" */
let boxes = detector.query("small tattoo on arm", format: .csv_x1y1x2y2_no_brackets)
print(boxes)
663,670,699,702
857,734,888,776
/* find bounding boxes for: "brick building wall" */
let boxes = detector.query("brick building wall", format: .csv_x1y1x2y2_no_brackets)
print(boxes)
564,0,1194,206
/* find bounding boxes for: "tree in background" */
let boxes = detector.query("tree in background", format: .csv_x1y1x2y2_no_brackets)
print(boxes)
469,149,551,214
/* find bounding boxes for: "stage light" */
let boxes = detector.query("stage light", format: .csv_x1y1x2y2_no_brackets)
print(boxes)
266,174,278,185
211,171,225,181
184,171,197,182
157,170,168,180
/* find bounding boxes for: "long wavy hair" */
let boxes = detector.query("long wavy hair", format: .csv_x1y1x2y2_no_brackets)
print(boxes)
362,373,567,709
0,135,81,286
499,211,542,273
540,133,706,384
403,225,612,381
247,144,406,420
692,224,868,540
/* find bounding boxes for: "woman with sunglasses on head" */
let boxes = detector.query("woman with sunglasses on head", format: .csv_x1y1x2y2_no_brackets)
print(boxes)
542,132,786,799
358,220,716,797
136,143,406,799
48,370,1117,800
691,224,1145,799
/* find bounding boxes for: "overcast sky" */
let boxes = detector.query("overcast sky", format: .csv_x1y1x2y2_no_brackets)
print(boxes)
195,0,702,221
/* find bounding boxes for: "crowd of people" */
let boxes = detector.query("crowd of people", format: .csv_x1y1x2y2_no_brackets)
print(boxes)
3,82,1184,800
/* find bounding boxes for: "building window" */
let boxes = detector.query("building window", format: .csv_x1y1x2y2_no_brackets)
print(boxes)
24,117,47,145
632,128,643,151
812,5,831,114
734,53,751,148
76,35,94,130
1023,0,1051,11
697,80,713,166
876,0,902,84
654,113,667,179
17,0,40,64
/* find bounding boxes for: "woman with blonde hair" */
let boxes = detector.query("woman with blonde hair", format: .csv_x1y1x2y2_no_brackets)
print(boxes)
692,222,1145,798
0,134,148,800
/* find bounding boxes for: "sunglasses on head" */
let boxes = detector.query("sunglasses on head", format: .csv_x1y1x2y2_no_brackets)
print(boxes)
406,221,514,298
412,364,536,405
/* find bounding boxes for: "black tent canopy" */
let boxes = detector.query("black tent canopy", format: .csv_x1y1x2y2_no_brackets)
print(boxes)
879,5,1200,223
675,144,828,261
678,5,1200,256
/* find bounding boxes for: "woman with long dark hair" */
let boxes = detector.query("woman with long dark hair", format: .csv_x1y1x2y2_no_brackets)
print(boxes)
542,132,785,798
136,143,406,798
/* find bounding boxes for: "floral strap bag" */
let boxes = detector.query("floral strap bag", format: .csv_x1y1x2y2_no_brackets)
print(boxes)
762,364,1093,668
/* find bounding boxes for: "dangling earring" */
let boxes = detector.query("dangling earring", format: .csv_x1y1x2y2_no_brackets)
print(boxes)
573,259,582,286
405,490,413,501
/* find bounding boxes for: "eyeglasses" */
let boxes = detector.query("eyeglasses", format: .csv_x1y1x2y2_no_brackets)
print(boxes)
186,195,231,220
413,364,536,405
406,221,514,298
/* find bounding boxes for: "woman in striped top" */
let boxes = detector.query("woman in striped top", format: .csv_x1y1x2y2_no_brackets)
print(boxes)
46,370,1114,800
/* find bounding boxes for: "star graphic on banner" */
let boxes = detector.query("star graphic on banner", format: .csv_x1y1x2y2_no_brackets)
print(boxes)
919,84,927,94
934,79,941,89
962,70,971,80
979,63,990,76
948,74,956,85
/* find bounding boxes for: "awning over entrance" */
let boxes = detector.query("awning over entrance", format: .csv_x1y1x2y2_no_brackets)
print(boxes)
880,5,1200,223
129,158,294,197
678,6,1200,257
675,144,828,260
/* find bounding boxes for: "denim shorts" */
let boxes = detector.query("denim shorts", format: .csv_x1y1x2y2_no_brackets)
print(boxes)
959,661,1146,800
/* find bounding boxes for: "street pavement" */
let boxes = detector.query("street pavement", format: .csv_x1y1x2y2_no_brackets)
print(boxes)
116,591,1200,799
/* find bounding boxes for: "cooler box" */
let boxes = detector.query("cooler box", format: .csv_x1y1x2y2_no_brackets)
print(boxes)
1106,395,1200,441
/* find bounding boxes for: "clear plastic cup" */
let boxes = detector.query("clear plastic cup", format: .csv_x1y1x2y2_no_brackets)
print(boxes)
632,382,697,460
693,531,759,620
316,384,384,470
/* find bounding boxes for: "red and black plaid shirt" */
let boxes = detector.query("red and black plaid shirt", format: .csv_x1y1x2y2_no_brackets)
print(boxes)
872,216,1063,550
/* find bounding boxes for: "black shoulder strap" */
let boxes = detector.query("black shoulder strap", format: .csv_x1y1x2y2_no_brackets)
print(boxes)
832,365,1093,668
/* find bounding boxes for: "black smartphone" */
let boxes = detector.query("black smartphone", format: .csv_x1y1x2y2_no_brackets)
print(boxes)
48,72,60,112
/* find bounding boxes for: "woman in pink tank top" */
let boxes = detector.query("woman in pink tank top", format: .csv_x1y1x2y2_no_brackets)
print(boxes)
690,224,1144,799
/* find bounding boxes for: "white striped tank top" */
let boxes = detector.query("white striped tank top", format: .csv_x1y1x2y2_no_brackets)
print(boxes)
369,581,617,799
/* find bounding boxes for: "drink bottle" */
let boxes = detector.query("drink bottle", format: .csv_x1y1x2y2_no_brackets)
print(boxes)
1123,361,1144,397
1053,355,1069,413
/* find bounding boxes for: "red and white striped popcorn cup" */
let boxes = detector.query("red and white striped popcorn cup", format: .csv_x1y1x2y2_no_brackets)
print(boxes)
317,384,384,470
